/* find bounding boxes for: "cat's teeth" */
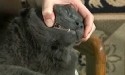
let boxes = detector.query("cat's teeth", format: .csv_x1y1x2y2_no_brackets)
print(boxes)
67,29,70,32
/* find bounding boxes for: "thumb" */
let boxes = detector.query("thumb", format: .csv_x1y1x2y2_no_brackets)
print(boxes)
42,0,55,27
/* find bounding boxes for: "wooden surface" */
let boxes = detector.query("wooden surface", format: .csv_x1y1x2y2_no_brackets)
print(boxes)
74,35,106,75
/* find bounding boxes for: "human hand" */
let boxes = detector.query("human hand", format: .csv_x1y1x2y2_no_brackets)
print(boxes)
42,0,96,41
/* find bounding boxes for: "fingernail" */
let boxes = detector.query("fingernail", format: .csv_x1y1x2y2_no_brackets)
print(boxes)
83,34,87,38
82,37,88,42
82,38,86,42
45,19,54,27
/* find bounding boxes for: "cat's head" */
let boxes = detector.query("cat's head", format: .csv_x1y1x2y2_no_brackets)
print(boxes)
24,5,84,49
53,5,84,41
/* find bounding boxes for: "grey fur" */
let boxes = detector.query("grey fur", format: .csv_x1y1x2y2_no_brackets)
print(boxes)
0,5,84,75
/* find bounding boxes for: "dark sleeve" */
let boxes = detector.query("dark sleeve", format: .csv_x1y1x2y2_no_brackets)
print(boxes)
0,0,22,15
0,0,42,15
27,0,42,7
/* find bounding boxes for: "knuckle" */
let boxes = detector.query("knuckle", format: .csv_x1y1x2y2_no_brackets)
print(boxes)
42,10,52,15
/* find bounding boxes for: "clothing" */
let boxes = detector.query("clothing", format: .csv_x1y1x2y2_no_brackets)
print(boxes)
0,0,41,15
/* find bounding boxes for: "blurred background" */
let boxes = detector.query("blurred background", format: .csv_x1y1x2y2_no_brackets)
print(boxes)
82,0,125,75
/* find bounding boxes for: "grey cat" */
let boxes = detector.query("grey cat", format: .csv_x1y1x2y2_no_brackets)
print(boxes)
0,5,84,75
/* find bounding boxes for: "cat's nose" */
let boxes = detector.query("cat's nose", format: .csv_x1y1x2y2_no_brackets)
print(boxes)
75,21,84,40
75,21,83,29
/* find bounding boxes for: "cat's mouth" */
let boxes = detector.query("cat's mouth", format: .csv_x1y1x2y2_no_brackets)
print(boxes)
53,22,82,45
53,22,72,32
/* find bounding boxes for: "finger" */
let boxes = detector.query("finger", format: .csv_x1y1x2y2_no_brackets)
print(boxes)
42,0,55,27
78,6,94,38
54,0,70,4
82,23,96,41
83,15,94,37
71,0,94,37
71,0,92,17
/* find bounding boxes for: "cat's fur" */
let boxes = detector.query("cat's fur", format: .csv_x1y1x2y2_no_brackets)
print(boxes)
0,5,84,75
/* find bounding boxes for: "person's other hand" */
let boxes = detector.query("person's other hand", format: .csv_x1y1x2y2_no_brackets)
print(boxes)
42,0,96,41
